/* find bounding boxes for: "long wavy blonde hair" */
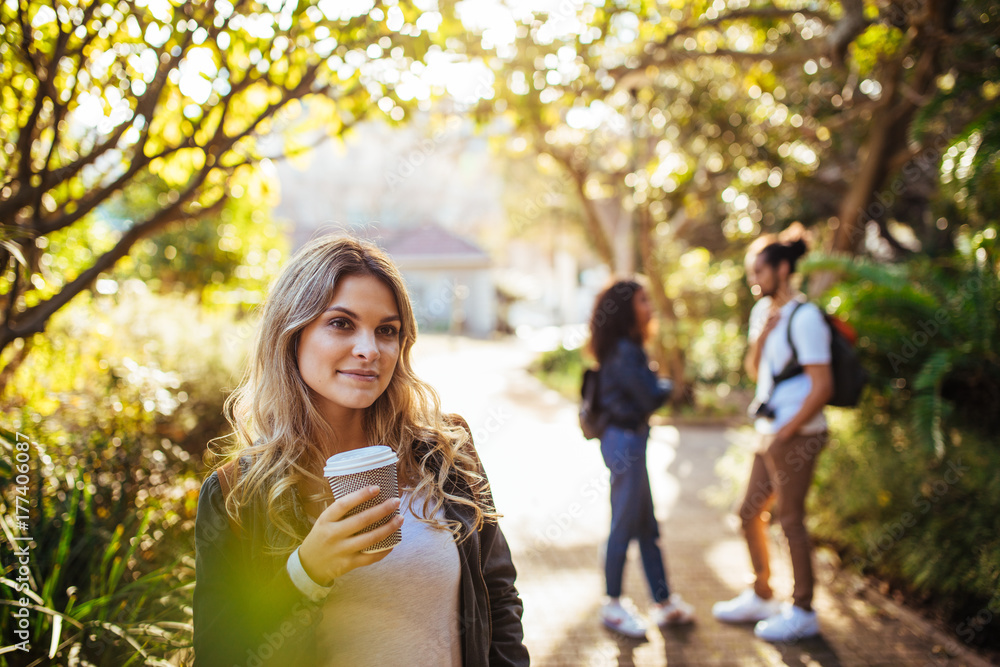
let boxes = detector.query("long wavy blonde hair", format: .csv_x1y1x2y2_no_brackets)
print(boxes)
219,235,496,555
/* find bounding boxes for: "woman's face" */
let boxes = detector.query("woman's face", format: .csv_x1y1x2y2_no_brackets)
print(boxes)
633,287,652,333
296,274,402,425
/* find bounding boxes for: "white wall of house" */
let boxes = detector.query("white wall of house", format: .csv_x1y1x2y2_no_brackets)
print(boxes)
402,268,494,337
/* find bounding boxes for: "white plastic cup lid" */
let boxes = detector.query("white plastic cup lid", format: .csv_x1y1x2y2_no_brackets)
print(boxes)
323,445,397,477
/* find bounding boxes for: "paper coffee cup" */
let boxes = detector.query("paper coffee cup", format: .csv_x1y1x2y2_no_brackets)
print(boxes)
323,446,401,553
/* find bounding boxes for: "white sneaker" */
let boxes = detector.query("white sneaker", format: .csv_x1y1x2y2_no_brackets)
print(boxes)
754,604,820,642
712,589,781,623
600,598,647,639
650,593,696,626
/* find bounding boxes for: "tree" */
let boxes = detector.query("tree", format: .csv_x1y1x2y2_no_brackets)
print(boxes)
598,0,999,258
0,0,461,376
475,0,997,399
481,1,839,399
103,169,288,304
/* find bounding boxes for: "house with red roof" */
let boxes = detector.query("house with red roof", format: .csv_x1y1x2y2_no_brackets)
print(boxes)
371,223,495,337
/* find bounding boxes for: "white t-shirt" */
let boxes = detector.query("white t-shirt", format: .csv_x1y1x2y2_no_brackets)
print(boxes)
313,493,462,666
750,295,831,435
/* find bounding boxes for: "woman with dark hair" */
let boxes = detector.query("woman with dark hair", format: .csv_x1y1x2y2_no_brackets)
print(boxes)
713,235,833,643
588,279,695,639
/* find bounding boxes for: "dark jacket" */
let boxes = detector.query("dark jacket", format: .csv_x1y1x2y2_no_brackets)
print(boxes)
193,434,529,667
598,338,670,429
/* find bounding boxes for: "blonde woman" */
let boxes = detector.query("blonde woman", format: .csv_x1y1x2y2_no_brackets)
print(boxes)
193,236,528,666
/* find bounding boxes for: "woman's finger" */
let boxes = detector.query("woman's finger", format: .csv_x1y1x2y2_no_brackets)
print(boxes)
320,485,382,522
344,511,404,554
320,493,400,537
333,496,400,537
352,542,397,568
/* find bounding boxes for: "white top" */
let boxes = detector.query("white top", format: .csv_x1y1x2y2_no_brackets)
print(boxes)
309,492,463,667
750,295,831,435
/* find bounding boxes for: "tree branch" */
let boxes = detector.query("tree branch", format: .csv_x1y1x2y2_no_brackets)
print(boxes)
0,3,132,218
686,6,834,35
13,74,47,199
0,336,33,395
827,0,868,67
635,203,688,403
609,5,856,87
2,29,197,226
35,140,192,236
545,149,615,267
875,215,914,257
611,45,817,85
2,165,220,348
3,258,23,337
62,1,101,60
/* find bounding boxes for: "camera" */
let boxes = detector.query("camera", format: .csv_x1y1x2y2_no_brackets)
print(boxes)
748,398,776,420
657,378,674,400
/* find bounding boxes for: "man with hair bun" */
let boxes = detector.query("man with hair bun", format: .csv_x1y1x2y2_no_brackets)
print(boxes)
712,233,834,642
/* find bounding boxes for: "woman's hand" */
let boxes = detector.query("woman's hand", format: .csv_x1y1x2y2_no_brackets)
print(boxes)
297,485,403,586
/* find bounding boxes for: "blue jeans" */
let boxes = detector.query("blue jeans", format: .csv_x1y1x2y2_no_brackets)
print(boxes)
600,424,670,603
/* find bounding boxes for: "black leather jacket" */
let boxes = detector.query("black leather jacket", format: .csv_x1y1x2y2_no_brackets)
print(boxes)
598,338,670,429
193,436,529,667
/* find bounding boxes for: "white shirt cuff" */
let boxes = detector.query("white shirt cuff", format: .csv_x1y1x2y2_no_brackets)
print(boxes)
286,547,333,601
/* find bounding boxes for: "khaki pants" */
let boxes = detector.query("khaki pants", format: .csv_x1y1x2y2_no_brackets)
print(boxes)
739,431,827,611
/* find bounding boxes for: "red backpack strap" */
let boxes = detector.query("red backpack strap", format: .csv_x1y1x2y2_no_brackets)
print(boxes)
216,460,242,540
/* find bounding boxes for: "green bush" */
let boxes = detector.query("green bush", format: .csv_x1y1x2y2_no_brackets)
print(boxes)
811,410,1000,645
0,429,194,666
528,344,586,400
530,337,749,420
0,284,252,665
801,226,1000,454
528,340,749,419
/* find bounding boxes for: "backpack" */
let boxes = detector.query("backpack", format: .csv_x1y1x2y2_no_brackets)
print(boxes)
579,367,610,439
773,301,868,407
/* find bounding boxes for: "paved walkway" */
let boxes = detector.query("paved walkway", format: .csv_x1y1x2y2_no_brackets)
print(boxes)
412,335,994,667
